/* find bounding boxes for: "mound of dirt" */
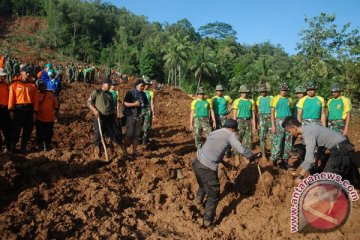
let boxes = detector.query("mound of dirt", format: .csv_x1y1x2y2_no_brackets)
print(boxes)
0,79,359,239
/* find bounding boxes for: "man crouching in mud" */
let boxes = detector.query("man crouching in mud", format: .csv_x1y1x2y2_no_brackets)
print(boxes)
282,116,357,185
192,119,260,228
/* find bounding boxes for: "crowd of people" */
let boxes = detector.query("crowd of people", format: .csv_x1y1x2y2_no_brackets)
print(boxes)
1,54,358,228
0,57,62,158
190,81,357,227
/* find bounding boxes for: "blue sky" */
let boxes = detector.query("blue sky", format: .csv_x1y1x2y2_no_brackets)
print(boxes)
108,0,360,55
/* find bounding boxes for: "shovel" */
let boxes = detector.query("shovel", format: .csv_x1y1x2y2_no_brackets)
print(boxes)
97,117,109,162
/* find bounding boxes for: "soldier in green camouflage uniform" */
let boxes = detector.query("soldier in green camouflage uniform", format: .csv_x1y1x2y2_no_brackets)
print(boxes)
210,84,232,129
256,84,273,157
232,85,256,150
190,87,216,150
142,77,155,146
327,83,352,136
270,83,293,166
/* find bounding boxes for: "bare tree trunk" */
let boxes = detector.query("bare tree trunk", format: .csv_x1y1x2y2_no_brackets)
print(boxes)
178,65,181,88
197,74,202,89
167,70,170,85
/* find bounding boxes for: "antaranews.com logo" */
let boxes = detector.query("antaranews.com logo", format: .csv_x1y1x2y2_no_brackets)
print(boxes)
290,172,359,233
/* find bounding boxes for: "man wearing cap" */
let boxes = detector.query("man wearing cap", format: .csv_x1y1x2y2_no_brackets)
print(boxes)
142,78,156,146
123,79,149,157
192,119,258,227
190,87,216,151
270,83,293,167
256,84,273,157
0,68,12,152
327,83,352,135
232,84,256,150
296,81,326,127
87,78,121,158
210,84,232,129
293,85,306,120
8,66,39,157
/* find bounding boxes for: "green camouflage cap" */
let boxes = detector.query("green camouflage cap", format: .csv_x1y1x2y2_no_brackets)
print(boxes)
295,85,306,93
239,84,250,93
196,87,205,94
258,84,268,92
215,84,224,91
305,80,316,90
280,82,290,91
330,82,342,92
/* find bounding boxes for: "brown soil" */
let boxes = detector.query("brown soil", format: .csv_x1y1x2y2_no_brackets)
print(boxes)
0,80,359,239
0,16,360,240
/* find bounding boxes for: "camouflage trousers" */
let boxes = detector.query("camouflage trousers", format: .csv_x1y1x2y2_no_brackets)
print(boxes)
193,117,212,150
237,118,252,150
328,120,345,134
271,118,293,161
142,107,152,144
215,115,227,129
259,114,272,153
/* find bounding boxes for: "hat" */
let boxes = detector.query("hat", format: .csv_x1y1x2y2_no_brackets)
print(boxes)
20,65,31,74
144,78,152,85
134,78,145,87
280,83,290,91
196,87,205,94
239,85,250,93
0,68,7,76
305,81,316,90
111,80,118,85
295,85,306,93
48,69,55,77
330,82,342,92
103,78,113,85
215,84,224,91
223,119,238,130
258,85,268,92
45,63,52,69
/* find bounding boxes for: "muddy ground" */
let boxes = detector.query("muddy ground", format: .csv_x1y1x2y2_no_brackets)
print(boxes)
0,79,359,239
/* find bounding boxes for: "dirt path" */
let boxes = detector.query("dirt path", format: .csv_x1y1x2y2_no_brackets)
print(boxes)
0,82,359,239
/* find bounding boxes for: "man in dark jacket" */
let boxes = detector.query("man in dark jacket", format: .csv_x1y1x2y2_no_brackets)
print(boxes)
123,79,149,158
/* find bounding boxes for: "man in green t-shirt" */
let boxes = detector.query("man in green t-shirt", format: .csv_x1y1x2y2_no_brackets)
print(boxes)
293,85,306,119
210,84,232,129
190,87,216,150
256,84,273,158
296,81,326,127
270,83,293,167
232,85,256,150
327,83,352,135
87,78,121,159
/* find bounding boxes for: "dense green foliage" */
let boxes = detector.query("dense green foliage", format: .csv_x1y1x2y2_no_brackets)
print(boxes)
1,1,359,102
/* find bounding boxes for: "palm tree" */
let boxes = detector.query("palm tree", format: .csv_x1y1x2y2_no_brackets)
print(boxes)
193,45,217,88
163,34,191,87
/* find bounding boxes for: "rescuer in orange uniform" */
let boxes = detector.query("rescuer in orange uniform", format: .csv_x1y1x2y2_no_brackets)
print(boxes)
8,65,39,157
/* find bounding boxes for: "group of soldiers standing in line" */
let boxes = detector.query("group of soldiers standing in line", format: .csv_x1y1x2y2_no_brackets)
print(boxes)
190,81,352,167
190,81,356,227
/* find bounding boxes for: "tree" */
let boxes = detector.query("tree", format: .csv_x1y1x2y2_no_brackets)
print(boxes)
198,21,237,40
192,44,217,89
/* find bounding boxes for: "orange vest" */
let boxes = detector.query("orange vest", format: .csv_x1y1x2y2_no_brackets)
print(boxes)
37,91,58,122
8,81,39,111
0,56,4,68
0,83,9,106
